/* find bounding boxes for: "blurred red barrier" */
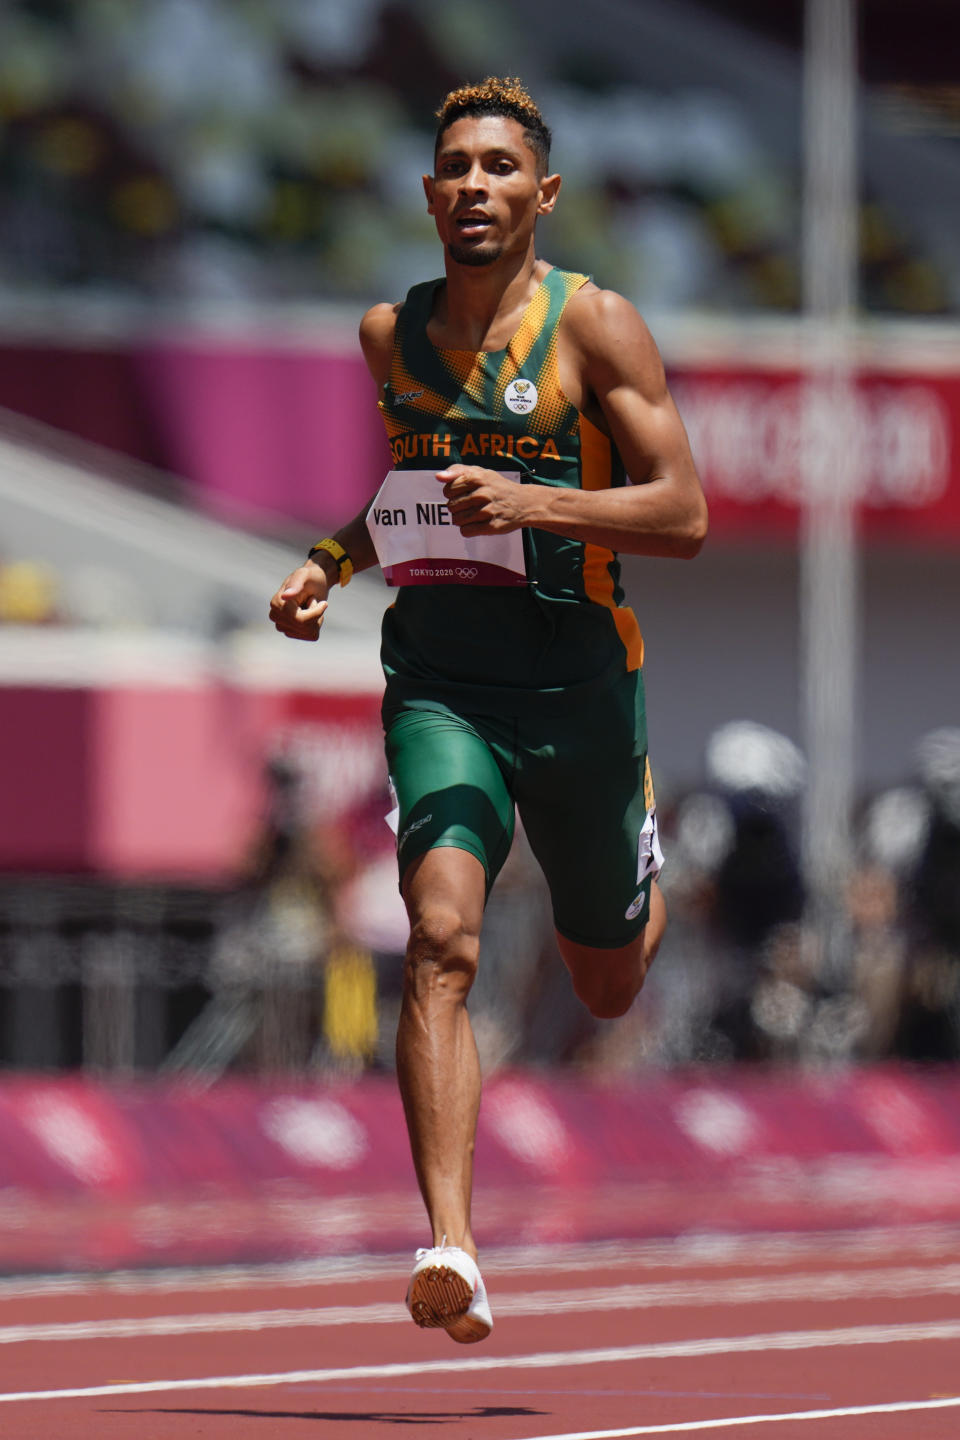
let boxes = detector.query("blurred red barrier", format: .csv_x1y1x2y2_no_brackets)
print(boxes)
1,1066,960,1271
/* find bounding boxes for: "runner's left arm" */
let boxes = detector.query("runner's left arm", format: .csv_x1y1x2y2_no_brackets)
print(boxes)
441,288,708,559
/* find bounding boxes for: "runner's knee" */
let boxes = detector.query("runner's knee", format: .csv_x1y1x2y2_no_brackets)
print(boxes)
559,936,648,1020
405,905,480,999
576,971,644,1020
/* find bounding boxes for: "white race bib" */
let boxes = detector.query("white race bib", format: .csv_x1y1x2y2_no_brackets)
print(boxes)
366,470,527,587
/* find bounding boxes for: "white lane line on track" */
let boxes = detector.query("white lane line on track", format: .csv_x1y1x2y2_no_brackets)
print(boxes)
505,1396,960,1438
2,1222,959,1300
5,1263,960,1345
2,1318,960,1403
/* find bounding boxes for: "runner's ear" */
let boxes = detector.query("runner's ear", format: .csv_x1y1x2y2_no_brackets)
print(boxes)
536,173,561,217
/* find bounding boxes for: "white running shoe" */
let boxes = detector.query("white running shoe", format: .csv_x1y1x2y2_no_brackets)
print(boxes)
405,1241,493,1344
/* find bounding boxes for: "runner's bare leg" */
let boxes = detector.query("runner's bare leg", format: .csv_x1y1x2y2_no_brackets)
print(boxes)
396,846,487,1261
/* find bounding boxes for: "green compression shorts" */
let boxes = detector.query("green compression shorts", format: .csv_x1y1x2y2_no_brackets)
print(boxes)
383,668,662,949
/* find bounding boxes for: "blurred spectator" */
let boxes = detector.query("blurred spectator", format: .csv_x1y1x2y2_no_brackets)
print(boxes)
850,730,960,1063
912,729,960,957
845,859,905,1059
691,721,809,1060
705,720,806,951
894,729,960,1059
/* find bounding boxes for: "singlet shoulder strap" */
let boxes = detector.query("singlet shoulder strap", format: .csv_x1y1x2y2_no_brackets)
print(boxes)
395,278,444,343
491,268,590,427
392,278,470,409
383,278,474,420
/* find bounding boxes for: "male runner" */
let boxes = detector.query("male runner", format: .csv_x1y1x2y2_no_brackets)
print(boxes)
269,77,707,1344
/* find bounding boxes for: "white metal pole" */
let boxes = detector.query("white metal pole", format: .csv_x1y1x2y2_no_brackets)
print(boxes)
800,0,860,983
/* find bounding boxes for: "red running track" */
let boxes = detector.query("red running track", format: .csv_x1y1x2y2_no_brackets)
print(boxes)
2,1224,960,1439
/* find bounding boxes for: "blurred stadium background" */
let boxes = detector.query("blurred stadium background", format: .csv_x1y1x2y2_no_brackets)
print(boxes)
1,0,959,1268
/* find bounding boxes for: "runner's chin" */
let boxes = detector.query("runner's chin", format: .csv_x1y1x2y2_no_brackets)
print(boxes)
448,241,502,267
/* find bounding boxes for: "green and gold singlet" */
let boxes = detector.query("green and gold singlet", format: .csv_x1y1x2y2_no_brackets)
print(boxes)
378,266,645,711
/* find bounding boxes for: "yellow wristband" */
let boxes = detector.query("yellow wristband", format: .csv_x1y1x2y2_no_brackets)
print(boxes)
307,537,353,587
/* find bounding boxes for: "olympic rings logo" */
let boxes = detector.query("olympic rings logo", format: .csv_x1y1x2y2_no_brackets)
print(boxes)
455,566,479,580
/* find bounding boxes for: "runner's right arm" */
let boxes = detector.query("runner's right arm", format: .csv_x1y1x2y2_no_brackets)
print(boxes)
268,301,398,642
268,501,378,642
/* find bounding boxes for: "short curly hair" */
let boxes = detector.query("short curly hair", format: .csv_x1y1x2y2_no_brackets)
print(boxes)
434,77,552,176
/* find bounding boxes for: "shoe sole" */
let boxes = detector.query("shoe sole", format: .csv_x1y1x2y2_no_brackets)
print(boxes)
408,1263,472,1330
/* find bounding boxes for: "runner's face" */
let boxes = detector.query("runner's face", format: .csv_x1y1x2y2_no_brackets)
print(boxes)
425,115,558,268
